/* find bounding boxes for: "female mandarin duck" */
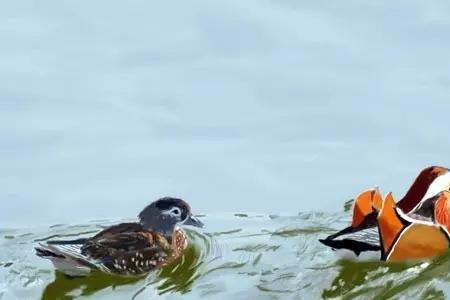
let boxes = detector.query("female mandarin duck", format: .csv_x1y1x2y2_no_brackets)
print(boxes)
320,166,450,259
35,197,203,276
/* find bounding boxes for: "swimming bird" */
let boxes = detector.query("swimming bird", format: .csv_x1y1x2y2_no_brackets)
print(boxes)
377,192,450,261
35,197,204,277
319,166,450,259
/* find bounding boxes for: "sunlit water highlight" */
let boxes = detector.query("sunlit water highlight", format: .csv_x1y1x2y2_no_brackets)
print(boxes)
2,211,450,300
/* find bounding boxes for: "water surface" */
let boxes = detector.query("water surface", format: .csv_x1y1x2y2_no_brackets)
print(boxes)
2,212,450,299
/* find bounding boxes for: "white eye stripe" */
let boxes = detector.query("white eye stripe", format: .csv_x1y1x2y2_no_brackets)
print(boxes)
162,207,182,216
171,207,181,215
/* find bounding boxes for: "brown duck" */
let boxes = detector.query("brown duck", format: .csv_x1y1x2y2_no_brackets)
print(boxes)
35,197,203,276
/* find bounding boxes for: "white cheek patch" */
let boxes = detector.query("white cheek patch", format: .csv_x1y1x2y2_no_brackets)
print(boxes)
416,172,450,208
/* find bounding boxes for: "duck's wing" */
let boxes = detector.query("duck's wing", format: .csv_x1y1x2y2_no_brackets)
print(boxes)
82,230,169,257
319,227,381,260
82,228,172,274
36,223,171,276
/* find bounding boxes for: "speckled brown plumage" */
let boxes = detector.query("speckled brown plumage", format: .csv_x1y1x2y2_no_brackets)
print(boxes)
35,197,203,277
79,224,188,275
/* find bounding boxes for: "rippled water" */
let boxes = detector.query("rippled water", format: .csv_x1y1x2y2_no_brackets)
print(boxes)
3,1,450,299
2,211,450,300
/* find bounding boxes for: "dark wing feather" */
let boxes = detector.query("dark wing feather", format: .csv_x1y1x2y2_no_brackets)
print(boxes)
80,222,172,275
83,232,159,257
320,227,381,257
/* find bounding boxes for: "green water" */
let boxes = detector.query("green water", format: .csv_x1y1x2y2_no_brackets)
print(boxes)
1,213,450,300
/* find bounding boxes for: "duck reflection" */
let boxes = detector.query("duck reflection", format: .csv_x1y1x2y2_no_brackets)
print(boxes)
41,244,202,299
321,260,402,299
41,272,143,300
136,245,202,297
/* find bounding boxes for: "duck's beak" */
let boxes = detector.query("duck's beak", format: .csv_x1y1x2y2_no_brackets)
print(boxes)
183,214,204,228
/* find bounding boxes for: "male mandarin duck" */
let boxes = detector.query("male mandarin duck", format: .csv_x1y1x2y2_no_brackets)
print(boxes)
377,192,450,261
35,197,203,277
320,166,450,259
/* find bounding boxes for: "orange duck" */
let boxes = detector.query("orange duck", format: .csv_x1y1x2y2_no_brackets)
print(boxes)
320,166,450,259
377,192,450,261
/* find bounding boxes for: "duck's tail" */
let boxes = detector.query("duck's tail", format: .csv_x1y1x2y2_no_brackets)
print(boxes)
351,187,383,228
318,188,384,260
35,242,100,277
318,227,381,259
324,188,382,241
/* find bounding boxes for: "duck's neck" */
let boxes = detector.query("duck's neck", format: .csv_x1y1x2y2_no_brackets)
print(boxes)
140,220,176,242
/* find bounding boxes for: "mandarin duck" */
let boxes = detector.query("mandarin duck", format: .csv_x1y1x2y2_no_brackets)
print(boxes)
35,197,203,276
377,192,450,261
320,166,450,259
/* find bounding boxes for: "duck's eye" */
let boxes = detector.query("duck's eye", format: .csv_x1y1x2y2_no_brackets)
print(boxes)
171,207,181,216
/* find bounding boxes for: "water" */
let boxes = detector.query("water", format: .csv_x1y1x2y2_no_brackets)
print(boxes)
2,0,450,299
2,212,450,299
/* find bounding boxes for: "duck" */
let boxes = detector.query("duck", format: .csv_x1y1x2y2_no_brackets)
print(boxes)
319,166,450,259
377,191,450,261
35,197,204,277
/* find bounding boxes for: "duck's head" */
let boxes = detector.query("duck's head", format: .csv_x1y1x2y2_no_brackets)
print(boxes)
398,166,450,212
138,197,204,237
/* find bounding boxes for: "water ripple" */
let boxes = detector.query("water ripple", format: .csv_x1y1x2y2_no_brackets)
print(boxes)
1,213,450,299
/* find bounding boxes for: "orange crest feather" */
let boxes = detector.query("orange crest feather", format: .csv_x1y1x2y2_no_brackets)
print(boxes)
351,188,382,228
434,191,450,232
377,192,405,254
